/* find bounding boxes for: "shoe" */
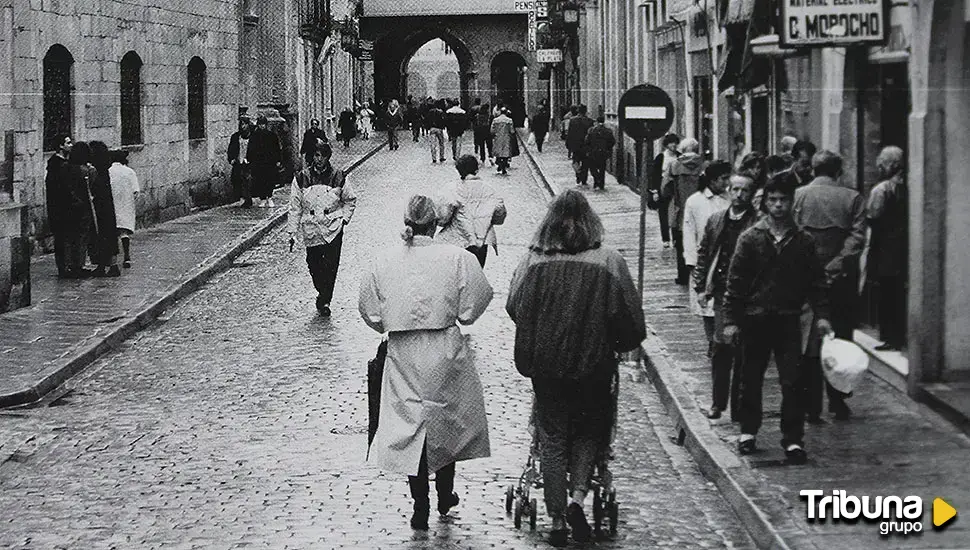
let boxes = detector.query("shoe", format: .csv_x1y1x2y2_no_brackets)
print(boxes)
123,260,132,269
875,343,899,351
241,201,253,208
267,198,276,208
706,407,722,420
410,508,430,530
91,267,107,278
806,415,827,425
832,405,851,421
437,492,459,516
738,437,756,455
107,265,122,277
432,160,437,164
566,502,592,542
785,444,808,465
548,529,569,548
663,241,671,249
674,277,688,285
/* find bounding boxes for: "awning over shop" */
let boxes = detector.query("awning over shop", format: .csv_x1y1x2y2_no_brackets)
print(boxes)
716,0,782,93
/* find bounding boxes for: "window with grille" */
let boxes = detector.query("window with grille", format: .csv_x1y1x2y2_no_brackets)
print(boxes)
43,45,74,152
188,57,207,139
121,52,143,145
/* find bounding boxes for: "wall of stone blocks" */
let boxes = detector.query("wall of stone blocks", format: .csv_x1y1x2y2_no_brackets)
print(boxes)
6,0,241,252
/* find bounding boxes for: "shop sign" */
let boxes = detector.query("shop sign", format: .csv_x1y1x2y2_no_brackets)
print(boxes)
514,0,535,11
780,0,888,47
536,49,562,63
536,0,548,17
528,10,537,51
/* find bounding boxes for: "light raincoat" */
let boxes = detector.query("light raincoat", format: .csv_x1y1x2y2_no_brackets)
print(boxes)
359,236,494,475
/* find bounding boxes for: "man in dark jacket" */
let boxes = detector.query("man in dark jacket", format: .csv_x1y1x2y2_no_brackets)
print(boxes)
565,105,594,185
584,117,616,190
531,99,551,153
248,115,282,208
299,119,327,164
46,134,73,276
426,100,447,164
723,173,832,464
694,174,758,420
444,99,468,160
227,117,254,208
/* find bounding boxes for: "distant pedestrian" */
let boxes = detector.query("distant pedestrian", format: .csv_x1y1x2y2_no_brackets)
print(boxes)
693,174,758,421
866,145,907,351
790,140,817,186
426,100,447,163
46,134,73,277
299,119,328,165
583,116,616,190
531,99,551,153
386,99,404,151
435,155,507,267
406,97,421,142
649,133,680,249
561,106,576,154
723,172,832,464
249,115,282,208
663,137,706,285
287,139,357,317
109,149,139,269
88,141,120,277
228,116,254,207
358,104,374,140
62,141,97,278
444,99,468,160
472,101,493,164
506,189,645,547
359,194,494,532
339,107,357,148
565,105,594,185
779,135,798,165
490,108,515,176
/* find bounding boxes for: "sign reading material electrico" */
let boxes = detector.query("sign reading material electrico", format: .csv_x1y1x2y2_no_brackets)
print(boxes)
780,0,887,47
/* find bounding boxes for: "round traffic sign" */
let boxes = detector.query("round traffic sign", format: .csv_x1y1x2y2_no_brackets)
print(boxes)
618,84,675,142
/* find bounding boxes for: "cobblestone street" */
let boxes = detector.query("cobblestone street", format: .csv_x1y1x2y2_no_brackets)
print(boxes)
0,137,754,549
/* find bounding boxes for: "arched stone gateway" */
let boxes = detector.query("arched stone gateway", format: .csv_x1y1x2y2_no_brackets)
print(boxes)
360,14,537,110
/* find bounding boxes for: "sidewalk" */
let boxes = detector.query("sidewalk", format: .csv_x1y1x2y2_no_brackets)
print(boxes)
519,130,970,549
0,140,384,409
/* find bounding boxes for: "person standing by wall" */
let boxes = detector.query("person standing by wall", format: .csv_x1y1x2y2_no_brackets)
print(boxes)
46,134,73,277
88,141,120,277
248,115,282,208
583,116,616,190
109,149,139,269
228,116,254,208
694,174,758,420
288,139,357,317
339,107,357,148
358,104,374,141
531,99,551,153
359,194,494,532
565,105,594,185
506,190,645,547
866,146,907,351
62,141,97,278
793,150,866,422
663,138,706,285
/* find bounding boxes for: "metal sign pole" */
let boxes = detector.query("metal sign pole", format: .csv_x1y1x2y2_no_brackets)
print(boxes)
637,138,646,300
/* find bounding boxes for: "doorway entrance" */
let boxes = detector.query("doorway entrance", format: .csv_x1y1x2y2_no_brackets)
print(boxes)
491,51,528,127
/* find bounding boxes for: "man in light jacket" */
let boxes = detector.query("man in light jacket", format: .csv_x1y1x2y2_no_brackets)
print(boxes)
288,139,357,316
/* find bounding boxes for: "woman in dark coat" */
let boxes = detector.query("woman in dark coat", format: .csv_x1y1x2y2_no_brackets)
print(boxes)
62,142,97,278
88,141,120,276
338,107,357,148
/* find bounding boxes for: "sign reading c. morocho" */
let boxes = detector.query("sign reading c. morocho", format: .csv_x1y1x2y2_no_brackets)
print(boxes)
780,0,887,47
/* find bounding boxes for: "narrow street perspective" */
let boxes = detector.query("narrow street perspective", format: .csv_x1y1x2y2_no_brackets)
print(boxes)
0,136,754,548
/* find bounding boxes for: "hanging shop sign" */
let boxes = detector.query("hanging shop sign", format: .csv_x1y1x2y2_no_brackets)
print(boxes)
514,1,535,11
536,48,562,63
780,0,889,47
535,0,548,18
528,10,537,51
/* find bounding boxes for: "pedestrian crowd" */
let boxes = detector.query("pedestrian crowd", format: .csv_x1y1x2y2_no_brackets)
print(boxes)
642,131,907,465
45,134,140,279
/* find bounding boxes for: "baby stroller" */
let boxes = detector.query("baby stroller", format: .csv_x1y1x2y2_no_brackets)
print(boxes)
505,368,621,537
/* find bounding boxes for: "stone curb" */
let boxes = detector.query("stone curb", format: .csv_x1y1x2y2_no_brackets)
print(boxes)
0,141,386,409
517,132,791,550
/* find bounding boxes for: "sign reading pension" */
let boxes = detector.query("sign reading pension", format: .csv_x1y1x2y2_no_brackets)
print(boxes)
780,0,888,47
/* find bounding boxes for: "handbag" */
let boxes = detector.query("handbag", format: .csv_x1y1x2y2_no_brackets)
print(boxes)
367,338,388,448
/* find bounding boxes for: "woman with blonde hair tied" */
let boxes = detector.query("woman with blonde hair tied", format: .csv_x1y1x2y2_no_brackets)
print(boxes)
359,194,494,531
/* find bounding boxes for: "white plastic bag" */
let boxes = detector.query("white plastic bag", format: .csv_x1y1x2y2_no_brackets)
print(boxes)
820,335,869,394
527,132,536,147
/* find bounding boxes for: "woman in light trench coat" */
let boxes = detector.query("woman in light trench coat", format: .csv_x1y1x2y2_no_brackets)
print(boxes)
359,194,494,531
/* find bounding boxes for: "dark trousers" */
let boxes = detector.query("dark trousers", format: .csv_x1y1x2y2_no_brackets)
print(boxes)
738,314,807,448
533,373,613,518
807,276,855,416
588,158,607,189
877,275,907,347
63,221,91,274
474,131,491,161
658,200,671,243
412,124,421,142
305,231,343,305
251,164,276,200
53,232,67,275
388,129,399,150
408,446,456,512
450,136,462,159
672,229,689,282
231,164,252,204
535,131,547,152
466,244,487,268
571,154,589,184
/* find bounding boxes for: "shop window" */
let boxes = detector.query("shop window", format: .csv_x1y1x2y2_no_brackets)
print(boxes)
120,51,143,145
187,57,206,139
43,45,74,152
751,91,770,154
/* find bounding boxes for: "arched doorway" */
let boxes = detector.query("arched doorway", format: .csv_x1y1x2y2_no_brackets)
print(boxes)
372,29,473,107
404,39,460,101
491,51,527,127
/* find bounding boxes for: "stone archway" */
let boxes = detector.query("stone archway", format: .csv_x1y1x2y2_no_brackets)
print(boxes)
491,51,528,126
371,26,475,106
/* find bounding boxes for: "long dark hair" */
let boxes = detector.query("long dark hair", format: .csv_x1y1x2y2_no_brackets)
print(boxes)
68,141,90,165
699,160,732,192
530,189,604,255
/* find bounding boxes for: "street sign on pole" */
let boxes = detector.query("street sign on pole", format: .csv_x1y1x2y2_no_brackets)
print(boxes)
618,84,675,321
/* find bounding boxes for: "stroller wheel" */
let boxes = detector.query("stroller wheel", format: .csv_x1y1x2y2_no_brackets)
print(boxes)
529,498,538,531
514,498,524,529
505,485,515,513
